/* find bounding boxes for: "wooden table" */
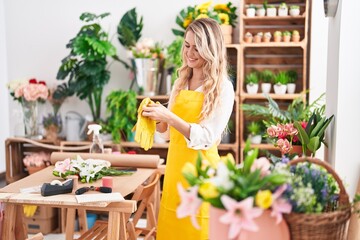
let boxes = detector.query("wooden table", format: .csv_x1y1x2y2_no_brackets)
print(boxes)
0,166,156,239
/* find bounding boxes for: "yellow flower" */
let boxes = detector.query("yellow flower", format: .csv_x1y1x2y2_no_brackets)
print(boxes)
220,153,235,165
196,1,213,12
199,182,219,199
182,162,197,177
255,190,273,209
196,13,209,20
218,13,230,25
183,17,192,28
214,4,230,12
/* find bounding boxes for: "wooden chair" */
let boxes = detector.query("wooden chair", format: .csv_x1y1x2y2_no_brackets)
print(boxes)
78,173,160,240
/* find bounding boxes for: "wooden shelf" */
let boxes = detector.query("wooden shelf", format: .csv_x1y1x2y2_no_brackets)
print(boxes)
241,42,306,48
226,44,241,50
242,14,306,21
120,141,239,151
136,95,169,101
241,93,302,100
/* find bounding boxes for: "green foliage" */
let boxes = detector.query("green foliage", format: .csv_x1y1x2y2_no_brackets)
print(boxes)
173,6,197,37
117,8,143,50
260,70,274,83
247,121,262,135
294,111,334,156
57,12,117,122
290,5,300,10
102,90,137,143
245,72,259,84
287,70,298,83
283,31,291,36
274,71,289,85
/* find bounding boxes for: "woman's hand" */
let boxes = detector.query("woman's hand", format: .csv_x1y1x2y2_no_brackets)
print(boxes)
142,103,170,123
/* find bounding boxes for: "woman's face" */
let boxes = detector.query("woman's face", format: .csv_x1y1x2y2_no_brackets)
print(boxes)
184,30,205,69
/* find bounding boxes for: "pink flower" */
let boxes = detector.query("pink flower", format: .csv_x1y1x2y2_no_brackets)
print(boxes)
266,125,278,137
276,139,292,155
271,185,292,224
54,158,71,173
176,183,202,229
220,196,263,239
250,157,271,177
301,121,307,129
284,123,298,136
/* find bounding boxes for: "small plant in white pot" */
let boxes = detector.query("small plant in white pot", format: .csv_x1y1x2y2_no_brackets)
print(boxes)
274,31,282,42
266,5,277,17
286,70,297,94
278,2,288,16
247,121,262,144
246,4,256,17
245,72,259,94
260,70,273,93
273,71,288,94
289,5,301,16
256,5,266,17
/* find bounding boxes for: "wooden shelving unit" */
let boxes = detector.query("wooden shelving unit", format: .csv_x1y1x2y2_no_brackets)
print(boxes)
238,0,311,161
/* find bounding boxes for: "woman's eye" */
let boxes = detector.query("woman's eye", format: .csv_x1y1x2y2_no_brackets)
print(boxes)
185,45,190,48
195,49,198,52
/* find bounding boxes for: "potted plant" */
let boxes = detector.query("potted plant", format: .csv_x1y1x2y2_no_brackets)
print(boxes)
245,72,259,94
247,121,263,144
244,32,253,43
260,70,273,93
256,5,266,17
246,4,256,17
266,5,277,17
273,31,282,42
292,30,300,42
273,71,288,94
282,31,291,42
263,32,272,42
165,36,184,87
289,5,300,16
278,2,288,16
286,70,298,94
254,32,263,43
101,90,137,143
56,12,117,122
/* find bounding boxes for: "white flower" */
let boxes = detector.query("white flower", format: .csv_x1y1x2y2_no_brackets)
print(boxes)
7,79,27,91
209,162,234,191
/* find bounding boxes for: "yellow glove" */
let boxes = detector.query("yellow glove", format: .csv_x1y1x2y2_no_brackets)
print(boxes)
132,98,157,151
23,205,38,217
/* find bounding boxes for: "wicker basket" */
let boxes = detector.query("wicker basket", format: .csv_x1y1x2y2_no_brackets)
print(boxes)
284,157,351,240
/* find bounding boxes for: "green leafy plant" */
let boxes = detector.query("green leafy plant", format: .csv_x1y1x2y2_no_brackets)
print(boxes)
287,70,298,84
57,12,117,122
245,72,259,85
247,121,262,135
117,8,143,50
290,5,300,10
274,31,282,37
260,70,274,83
274,71,289,85
294,111,334,156
102,90,137,143
283,31,291,36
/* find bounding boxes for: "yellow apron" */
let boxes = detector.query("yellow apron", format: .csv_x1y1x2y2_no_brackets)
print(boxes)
157,90,220,240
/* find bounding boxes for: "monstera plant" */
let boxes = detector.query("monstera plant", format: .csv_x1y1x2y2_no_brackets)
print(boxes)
56,12,117,122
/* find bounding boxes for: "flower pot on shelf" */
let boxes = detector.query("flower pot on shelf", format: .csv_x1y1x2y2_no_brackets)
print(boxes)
246,8,256,17
209,206,290,240
220,25,233,44
246,84,259,94
289,8,300,17
266,7,277,17
261,83,272,93
286,83,296,94
274,84,287,94
256,8,266,17
249,134,262,144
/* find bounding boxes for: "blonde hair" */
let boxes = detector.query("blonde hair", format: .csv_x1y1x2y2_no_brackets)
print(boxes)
170,18,228,121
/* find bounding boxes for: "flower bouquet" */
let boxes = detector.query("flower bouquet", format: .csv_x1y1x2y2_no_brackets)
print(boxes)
177,148,292,239
53,155,133,183
23,152,51,174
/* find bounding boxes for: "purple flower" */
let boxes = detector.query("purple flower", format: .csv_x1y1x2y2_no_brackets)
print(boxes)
281,157,290,164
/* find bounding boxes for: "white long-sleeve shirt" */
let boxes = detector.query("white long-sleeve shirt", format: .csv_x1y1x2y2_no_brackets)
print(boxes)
159,79,235,150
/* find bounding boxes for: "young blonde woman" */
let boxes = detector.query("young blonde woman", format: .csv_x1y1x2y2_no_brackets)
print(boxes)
142,18,235,239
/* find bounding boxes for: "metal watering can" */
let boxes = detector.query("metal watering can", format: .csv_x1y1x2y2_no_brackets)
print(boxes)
65,111,87,141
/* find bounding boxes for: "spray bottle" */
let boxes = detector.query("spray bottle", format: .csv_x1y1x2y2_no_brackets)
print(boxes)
87,124,104,153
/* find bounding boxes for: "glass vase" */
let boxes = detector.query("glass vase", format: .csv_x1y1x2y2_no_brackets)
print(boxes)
21,99,39,138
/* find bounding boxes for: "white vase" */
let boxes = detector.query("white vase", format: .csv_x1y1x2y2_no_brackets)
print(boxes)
287,83,296,94
249,135,262,144
246,84,259,94
278,8,288,16
256,8,266,17
132,58,158,96
274,84,287,94
289,8,300,16
21,99,40,139
246,8,256,17
266,8,277,17
261,83,271,94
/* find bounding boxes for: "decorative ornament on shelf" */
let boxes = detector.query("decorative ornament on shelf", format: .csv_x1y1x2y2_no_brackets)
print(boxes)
7,78,49,139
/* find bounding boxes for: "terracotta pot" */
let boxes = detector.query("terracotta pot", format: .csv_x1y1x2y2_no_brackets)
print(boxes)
274,35,282,42
27,165,46,175
209,206,290,240
290,145,311,157
292,35,300,42
220,25,233,44
45,125,59,142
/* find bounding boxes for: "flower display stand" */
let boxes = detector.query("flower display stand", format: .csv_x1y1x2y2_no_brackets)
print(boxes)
209,206,290,240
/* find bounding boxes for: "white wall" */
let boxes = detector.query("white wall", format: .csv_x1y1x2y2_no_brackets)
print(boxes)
0,0,9,172
326,0,360,197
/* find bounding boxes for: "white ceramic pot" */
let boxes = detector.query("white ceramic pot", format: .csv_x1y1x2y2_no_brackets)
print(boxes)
289,8,300,16
246,8,256,17
246,84,259,94
266,8,277,17
249,135,262,144
261,83,272,94
278,8,288,16
256,8,266,17
287,83,296,94
274,84,287,94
